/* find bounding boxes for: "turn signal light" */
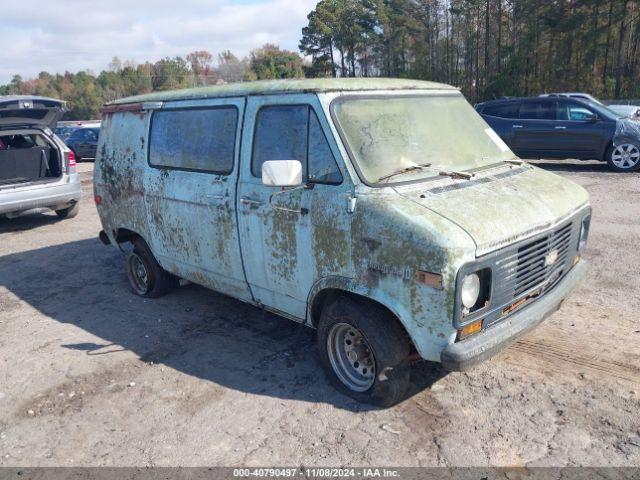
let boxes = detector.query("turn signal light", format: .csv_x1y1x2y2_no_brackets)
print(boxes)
94,195,102,205
457,319,483,340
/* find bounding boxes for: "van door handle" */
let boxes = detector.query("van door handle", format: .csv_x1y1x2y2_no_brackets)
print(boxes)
512,125,523,129
555,126,567,130
206,194,226,200
240,197,264,206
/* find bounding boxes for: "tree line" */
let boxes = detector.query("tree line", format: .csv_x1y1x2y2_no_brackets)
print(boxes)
2,1,639,119
300,0,640,102
0,45,304,119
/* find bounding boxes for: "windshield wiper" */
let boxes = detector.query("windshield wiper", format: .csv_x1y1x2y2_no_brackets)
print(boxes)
377,163,432,183
438,170,474,180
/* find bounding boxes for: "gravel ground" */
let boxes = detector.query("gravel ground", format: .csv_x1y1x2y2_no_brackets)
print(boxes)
0,160,638,467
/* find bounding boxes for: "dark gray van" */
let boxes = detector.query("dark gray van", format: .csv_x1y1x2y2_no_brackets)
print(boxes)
477,96,640,172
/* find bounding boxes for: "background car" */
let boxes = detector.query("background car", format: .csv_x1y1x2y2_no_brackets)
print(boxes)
476,95,640,172
52,125,80,142
64,124,100,161
0,95,81,219
605,104,640,120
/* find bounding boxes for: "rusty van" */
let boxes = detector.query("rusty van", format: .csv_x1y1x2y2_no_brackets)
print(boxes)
95,79,590,406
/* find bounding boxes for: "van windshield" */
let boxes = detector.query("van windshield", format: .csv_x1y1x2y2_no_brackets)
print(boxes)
332,93,516,185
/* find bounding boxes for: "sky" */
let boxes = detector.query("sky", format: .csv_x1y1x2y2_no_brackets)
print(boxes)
0,0,318,84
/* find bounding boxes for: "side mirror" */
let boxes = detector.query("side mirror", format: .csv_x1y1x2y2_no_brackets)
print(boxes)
261,160,303,187
585,113,598,122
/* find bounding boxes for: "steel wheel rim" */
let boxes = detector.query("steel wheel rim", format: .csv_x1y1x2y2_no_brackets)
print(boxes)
129,253,150,295
327,323,375,392
611,144,640,169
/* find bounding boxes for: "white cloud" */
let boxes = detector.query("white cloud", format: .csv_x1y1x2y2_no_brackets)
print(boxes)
0,0,317,83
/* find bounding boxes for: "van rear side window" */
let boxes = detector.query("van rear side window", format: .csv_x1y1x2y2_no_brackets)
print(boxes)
149,107,238,174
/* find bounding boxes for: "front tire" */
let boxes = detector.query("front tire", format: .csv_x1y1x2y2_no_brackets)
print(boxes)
317,296,411,407
127,239,178,298
606,143,640,172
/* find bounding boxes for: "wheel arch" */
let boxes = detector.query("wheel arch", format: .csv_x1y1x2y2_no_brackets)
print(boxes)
114,227,142,244
602,139,613,161
307,277,416,352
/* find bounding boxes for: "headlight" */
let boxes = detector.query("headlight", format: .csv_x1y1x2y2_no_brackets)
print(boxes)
578,215,591,251
461,273,481,309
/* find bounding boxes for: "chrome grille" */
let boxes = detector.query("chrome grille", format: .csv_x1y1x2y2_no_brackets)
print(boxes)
454,214,583,329
496,222,575,301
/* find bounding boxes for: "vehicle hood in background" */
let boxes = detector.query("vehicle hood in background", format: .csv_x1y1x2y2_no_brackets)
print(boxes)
393,165,589,256
0,96,66,128
608,104,640,119
614,118,640,140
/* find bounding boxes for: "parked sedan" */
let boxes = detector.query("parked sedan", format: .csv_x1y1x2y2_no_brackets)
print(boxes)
65,125,100,161
476,96,640,172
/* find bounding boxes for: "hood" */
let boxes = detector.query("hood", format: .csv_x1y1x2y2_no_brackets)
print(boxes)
615,118,640,140
0,96,66,128
608,104,640,118
393,165,589,256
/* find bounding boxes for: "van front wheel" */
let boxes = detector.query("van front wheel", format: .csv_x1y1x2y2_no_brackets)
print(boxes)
317,296,411,407
127,239,178,298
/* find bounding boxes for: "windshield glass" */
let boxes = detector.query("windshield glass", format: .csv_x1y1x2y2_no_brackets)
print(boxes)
332,94,515,185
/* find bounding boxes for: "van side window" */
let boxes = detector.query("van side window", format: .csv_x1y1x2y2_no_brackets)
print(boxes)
252,105,308,177
308,110,342,184
149,107,238,173
252,105,342,184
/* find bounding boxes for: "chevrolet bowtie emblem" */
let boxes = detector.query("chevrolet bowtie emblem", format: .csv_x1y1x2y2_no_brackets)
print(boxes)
545,249,559,267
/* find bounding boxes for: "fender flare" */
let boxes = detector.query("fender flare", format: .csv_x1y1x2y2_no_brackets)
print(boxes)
306,275,407,333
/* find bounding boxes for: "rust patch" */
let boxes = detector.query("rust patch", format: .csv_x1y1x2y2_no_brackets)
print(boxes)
502,290,541,316
100,103,143,114
415,270,443,290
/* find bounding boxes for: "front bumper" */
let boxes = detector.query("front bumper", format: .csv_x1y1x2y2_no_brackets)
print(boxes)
0,176,81,215
441,260,588,371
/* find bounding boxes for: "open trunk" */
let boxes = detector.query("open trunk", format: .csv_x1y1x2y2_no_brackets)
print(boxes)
0,133,62,187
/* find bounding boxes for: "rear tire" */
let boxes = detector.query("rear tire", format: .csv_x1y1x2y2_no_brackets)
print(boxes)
606,142,640,172
55,203,79,219
127,239,178,298
317,296,411,407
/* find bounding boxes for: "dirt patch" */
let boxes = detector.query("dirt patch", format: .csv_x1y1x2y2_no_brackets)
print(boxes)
19,362,137,419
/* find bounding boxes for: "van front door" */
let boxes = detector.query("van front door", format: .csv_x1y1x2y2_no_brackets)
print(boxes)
237,95,349,320
143,97,252,302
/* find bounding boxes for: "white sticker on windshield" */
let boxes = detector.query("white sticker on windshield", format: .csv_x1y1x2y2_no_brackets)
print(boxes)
485,128,510,152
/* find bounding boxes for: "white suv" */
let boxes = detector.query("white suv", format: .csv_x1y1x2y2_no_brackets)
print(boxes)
0,96,81,219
